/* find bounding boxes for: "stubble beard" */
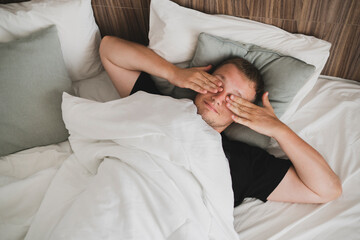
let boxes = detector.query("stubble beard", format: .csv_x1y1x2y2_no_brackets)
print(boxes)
197,107,227,132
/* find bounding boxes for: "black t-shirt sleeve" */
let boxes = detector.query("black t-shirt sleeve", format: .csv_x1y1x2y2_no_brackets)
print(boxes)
222,135,292,207
130,72,163,96
244,148,292,202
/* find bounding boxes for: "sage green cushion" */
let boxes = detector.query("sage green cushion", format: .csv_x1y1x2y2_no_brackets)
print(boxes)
0,26,72,156
189,33,315,148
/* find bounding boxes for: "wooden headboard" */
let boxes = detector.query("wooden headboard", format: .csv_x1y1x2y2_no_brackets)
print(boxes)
91,0,359,81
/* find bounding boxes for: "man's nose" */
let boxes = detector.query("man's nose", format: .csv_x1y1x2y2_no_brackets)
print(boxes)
211,91,227,105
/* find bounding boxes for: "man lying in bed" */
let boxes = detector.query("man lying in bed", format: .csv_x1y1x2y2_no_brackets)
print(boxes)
99,36,342,207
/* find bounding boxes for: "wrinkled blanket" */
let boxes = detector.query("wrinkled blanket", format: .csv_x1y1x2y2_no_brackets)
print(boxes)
24,92,237,240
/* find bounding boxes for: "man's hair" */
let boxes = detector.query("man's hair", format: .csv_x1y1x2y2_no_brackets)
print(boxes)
212,57,264,103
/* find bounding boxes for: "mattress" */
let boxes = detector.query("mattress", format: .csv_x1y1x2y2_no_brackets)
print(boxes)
1,74,359,240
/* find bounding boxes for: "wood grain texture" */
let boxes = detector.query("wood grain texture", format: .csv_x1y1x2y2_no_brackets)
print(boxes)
89,1,359,80
92,0,150,44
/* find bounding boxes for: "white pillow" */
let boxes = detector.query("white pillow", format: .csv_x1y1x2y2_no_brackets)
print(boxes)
148,0,331,120
72,71,121,102
0,0,102,81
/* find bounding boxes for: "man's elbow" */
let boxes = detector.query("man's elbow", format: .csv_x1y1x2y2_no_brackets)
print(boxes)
320,178,342,203
99,35,112,59
326,185,342,202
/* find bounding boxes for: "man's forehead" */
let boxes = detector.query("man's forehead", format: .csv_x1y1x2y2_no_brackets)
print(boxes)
214,70,254,97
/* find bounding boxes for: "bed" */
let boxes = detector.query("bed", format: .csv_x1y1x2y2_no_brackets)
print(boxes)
0,0,359,239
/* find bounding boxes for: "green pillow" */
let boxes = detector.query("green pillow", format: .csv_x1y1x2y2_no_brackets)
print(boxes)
0,26,73,157
189,33,315,148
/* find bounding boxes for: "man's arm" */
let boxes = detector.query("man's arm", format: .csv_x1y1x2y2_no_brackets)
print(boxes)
99,36,223,97
226,92,342,203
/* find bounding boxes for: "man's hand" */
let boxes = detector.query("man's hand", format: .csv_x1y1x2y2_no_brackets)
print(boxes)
225,92,285,138
168,65,223,94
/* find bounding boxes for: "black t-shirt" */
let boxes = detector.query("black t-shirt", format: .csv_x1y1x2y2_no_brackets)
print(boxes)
131,72,292,207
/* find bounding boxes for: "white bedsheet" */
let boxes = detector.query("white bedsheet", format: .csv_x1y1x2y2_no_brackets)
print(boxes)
24,92,238,240
0,76,359,240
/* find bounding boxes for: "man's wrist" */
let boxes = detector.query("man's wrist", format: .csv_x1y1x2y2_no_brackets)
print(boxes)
271,122,292,141
165,64,180,84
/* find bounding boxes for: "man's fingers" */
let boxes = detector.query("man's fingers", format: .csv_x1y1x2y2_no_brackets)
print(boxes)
187,71,222,93
185,79,214,94
226,100,252,119
226,95,253,112
188,82,208,94
194,64,213,72
193,77,221,93
200,71,223,87
176,67,223,93
262,92,274,112
196,76,218,89
231,114,251,126
227,94,257,109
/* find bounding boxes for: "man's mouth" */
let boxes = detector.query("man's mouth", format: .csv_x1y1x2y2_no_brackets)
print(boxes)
204,101,219,114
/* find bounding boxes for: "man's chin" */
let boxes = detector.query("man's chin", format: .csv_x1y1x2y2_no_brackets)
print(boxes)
200,114,220,130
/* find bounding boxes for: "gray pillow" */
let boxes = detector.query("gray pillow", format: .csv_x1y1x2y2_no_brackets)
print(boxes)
189,33,315,148
151,33,315,148
0,25,73,156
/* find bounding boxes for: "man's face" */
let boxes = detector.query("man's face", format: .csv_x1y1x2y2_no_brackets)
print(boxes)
194,63,256,132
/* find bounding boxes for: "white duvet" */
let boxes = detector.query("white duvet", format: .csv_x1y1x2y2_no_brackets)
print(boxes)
24,92,238,240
